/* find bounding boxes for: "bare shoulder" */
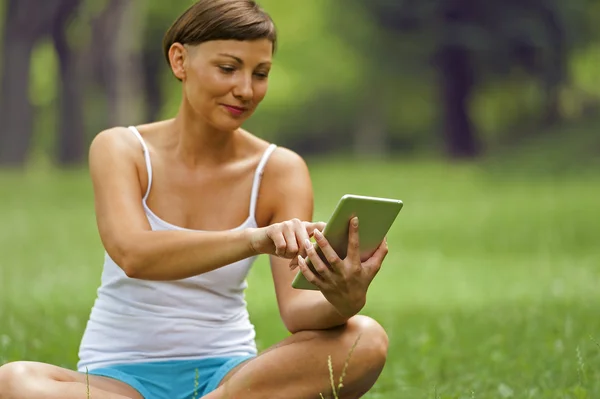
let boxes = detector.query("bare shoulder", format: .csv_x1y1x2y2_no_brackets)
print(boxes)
264,146,311,182
257,145,314,226
89,126,143,162
238,128,307,173
88,126,149,197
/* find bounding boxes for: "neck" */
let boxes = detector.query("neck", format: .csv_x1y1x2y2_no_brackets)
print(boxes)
169,102,238,167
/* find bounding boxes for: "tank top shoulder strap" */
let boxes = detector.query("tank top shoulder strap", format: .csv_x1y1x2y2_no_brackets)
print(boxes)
249,144,278,219
127,126,153,201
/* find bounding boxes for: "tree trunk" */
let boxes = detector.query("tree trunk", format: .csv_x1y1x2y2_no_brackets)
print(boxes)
142,47,164,122
0,0,81,166
0,1,36,166
52,0,85,166
437,44,480,158
102,0,147,127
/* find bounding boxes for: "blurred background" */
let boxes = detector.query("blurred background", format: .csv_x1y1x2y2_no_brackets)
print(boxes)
2,0,600,397
1,0,599,167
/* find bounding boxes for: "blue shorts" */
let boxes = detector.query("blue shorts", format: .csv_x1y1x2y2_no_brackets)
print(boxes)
86,356,254,399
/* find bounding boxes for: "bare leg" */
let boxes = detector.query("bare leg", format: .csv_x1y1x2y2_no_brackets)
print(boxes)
0,361,143,399
206,315,389,399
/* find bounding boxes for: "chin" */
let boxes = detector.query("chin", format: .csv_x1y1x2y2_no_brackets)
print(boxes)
211,112,253,132
210,117,246,133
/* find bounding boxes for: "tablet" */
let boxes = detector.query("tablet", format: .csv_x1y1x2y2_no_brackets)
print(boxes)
291,194,403,290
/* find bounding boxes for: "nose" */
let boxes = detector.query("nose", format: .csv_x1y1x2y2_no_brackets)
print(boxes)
232,73,253,102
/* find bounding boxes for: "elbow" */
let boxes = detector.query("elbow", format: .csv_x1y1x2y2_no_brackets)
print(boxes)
120,250,148,279
99,228,153,278
121,256,141,278
107,242,145,279
280,305,308,334
280,297,350,334
280,307,300,334
283,319,302,335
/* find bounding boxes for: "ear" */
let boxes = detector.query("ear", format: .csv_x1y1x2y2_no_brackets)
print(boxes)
168,43,187,81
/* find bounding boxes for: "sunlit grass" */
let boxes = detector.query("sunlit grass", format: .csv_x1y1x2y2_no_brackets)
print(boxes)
1,154,599,397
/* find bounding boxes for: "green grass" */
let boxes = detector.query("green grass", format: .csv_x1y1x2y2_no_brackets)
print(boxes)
1,155,599,398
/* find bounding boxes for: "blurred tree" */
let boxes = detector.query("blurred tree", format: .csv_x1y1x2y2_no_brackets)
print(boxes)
361,0,589,158
3,0,595,165
0,0,83,166
141,0,191,123
85,0,146,128
52,0,85,165
0,0,147,166
104,0,146,127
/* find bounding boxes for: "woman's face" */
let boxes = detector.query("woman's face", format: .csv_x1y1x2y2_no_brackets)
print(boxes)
169,39,273,131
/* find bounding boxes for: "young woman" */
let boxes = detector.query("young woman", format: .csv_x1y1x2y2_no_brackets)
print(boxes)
0,1,390,398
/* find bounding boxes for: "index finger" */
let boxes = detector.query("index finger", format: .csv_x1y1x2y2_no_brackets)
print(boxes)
304,221,326,236
289,221,315,269
313,229,343,270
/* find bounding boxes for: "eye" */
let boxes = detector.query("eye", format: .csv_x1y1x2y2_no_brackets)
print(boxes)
254,71,269,80
219,65,235,74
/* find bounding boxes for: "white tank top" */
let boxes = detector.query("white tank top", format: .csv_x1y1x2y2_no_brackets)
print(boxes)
77,126,278,371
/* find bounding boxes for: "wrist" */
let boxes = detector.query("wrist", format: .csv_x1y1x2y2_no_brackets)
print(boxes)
334,294,366,318
242,227,261,257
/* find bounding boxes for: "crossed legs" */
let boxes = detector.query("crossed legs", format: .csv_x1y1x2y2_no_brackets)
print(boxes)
0,315,388,399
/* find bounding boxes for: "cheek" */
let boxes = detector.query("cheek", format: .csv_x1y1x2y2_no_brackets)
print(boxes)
200,70,231,94
253,81,269,103
184,81,206,112
186,70,227,106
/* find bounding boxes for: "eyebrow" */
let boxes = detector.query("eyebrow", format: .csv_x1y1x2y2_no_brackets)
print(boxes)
218,53,271,66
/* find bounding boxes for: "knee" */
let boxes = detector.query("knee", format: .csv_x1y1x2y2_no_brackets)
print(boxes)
343,315,389,369
0,361,29,396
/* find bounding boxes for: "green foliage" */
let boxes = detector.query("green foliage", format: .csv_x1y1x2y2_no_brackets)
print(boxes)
5,0,600,161
28,39,60,164
153,0,600,150
354,0,599,146
29,40,58,108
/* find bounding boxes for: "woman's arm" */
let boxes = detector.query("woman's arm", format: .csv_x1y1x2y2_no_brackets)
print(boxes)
89,128,322,281
262,148,353,332
265,148,389,333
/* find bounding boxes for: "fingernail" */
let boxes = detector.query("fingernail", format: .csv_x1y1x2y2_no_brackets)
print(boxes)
352,217,359,227
314,229,322,238
304,238,312,250
297,256,305,269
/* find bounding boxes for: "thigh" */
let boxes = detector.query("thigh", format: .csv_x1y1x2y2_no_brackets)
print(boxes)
217,322,346,388
212,316,387,399
0,361,143,398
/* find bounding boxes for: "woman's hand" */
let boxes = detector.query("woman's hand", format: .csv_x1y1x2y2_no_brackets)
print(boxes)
293,217,388,317
248,219,326,262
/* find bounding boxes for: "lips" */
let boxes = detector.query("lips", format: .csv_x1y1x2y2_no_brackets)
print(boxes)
222,104,248,116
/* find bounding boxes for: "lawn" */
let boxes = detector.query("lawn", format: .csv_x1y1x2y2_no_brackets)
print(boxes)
1,155,599,398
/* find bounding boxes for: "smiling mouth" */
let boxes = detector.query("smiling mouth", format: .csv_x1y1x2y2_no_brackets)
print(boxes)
222,104,248,116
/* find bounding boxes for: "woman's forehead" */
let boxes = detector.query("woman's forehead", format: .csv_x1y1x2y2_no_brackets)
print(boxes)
191,39,273,64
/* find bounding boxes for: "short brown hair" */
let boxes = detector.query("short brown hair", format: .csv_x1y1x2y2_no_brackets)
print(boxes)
163,0,277,66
